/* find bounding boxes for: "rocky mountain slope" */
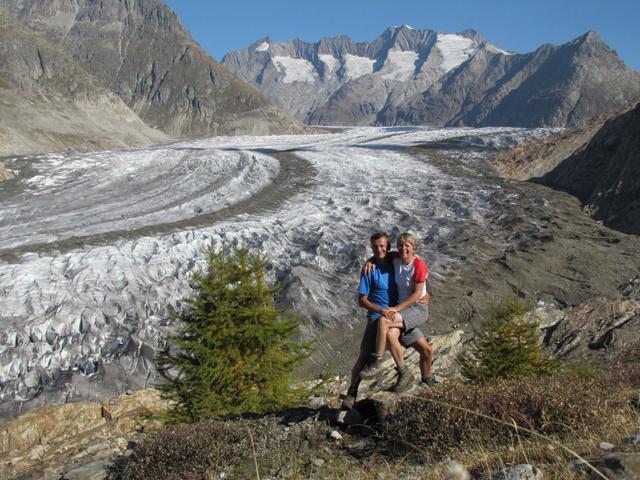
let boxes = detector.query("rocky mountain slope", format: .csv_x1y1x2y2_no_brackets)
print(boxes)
223,28,640,128
1,0,304,138
539,103,640,234
0,7,168,156
492,102,640,234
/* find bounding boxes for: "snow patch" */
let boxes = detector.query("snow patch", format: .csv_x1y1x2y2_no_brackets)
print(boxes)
255,41,269,52
381,50,419,81
436,33,477,73
272,56,318,83
486,43,512,55
318,54,340,79
343,54,375,81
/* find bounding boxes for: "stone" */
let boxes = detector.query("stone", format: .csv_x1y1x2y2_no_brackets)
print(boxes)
624,434,640,445
446,460,471,480
336,407,363,427
492,464,543,480
62,460,112,480
307,395,326,409
600,441,615,450
596,452,640,480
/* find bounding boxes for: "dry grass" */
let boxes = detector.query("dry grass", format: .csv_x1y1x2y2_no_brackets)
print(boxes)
381,361,639,479
111,358,639,479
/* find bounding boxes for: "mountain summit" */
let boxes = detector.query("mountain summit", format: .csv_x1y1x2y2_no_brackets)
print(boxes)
223,27,640,127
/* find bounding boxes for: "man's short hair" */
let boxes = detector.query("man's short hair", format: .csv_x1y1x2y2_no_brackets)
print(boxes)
397,232,417,248
370,231,390,244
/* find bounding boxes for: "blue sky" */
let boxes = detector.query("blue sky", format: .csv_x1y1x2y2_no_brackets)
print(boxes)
164,0,640,71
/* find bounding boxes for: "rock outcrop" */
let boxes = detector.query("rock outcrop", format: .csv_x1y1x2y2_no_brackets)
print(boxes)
224,28,640,128
490,109,624,180
1,0,305,138
0,6,168,156
0,388,169,479
0,162,13,181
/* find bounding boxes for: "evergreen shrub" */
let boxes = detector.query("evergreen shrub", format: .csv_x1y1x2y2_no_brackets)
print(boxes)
157,246,308,422
459,296,559,383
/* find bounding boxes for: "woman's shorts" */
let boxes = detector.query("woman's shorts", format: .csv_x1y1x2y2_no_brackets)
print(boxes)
401,302,429,330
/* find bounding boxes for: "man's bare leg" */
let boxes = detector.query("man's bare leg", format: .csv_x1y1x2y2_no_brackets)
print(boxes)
348,351,368,391
343,350,368,408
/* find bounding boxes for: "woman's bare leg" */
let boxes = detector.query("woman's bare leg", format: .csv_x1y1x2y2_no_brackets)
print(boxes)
386,327,404,367
375,313,403,358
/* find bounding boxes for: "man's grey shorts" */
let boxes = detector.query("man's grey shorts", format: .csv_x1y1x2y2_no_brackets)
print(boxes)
359,307,427,353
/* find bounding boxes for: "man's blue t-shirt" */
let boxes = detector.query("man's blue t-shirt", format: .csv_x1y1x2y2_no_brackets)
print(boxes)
358,262,397,319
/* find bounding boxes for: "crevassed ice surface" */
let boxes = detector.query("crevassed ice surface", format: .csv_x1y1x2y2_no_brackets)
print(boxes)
0,126,549,407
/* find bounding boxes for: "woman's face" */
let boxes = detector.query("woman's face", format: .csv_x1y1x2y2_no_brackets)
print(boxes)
397,241,415,262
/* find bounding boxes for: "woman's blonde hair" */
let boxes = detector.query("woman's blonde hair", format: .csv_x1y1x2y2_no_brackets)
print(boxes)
396,232,417,248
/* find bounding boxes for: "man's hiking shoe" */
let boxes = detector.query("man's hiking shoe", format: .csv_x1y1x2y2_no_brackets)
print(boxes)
359,355,384,379
418,374,444,388
391,366,415,393
341,386,358,409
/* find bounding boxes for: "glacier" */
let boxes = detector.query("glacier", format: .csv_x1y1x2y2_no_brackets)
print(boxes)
0,126,553,415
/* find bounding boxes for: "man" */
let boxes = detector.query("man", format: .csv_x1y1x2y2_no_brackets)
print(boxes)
341,231,396,409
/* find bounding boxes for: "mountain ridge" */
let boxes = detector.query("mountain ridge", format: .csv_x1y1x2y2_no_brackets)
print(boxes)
222,27,640,127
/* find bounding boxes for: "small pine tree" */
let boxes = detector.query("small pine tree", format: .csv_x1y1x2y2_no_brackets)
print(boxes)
157,246,308,422
459,297,559,383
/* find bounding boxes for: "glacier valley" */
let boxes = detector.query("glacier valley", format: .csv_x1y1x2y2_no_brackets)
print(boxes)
2,126,638,418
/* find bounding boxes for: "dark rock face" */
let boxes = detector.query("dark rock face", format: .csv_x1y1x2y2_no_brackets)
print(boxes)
225,28,640,128
0,6,168,156
1,0,303,138
540,103,640,234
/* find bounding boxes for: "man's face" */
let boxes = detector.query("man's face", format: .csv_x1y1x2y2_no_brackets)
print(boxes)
371,237,389,260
